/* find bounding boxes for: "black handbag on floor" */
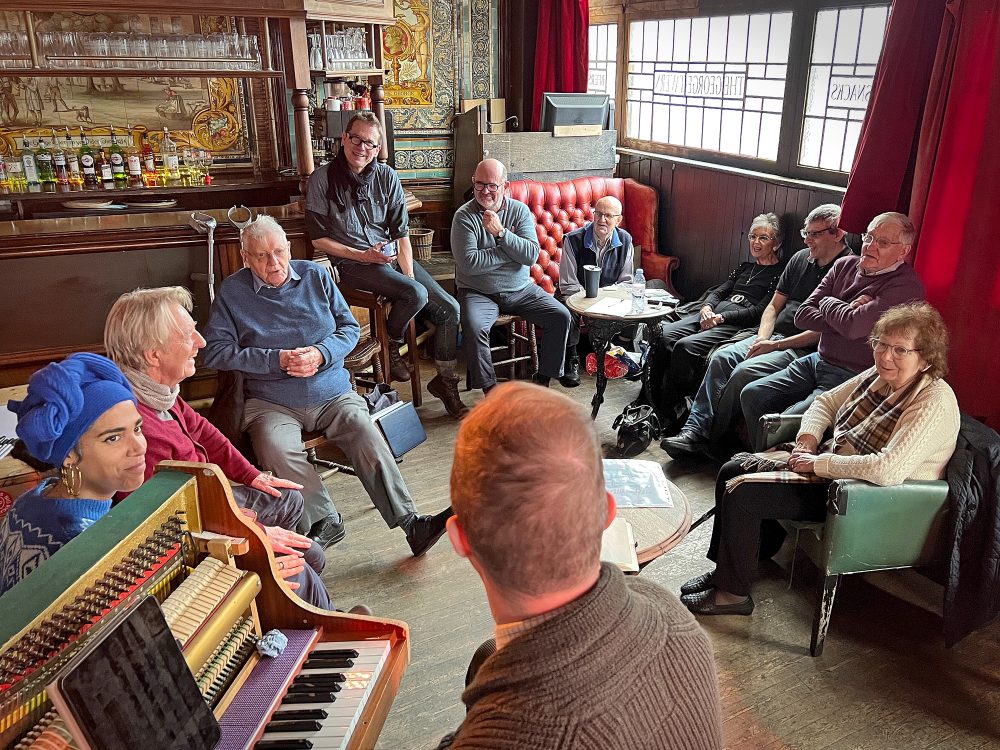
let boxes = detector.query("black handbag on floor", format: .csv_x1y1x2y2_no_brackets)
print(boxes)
612,404,661,457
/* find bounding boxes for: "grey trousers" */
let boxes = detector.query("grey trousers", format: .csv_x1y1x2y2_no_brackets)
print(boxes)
230,483,333,610
458,285,571,389
243,390,416,535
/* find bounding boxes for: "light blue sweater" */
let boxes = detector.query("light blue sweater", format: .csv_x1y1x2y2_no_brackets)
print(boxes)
203,260,361,409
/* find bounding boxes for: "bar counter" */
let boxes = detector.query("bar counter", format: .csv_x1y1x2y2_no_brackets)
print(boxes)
0,173,301,220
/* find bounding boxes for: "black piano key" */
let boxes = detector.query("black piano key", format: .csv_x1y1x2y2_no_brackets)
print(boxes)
310,648,358,658
281,691,337,703
264,720,323,732
256,741,314,750
271,709,329,721
293,673,346,685
303,657,354,669
286,682,341,694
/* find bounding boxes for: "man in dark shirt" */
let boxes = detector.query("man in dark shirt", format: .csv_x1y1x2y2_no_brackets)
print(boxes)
662,204,851,458
305,112,468,418
647,213,785,424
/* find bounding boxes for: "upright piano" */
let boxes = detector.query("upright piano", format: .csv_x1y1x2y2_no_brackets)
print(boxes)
0,462,409,749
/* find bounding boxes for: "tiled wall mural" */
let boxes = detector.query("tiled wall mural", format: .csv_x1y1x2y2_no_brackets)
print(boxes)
386,0,498,180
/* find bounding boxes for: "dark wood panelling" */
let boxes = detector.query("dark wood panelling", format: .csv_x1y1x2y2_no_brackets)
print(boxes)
617,151,845,299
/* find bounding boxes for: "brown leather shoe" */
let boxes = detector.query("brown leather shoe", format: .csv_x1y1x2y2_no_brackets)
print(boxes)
387,342,410,382
427,373,469,419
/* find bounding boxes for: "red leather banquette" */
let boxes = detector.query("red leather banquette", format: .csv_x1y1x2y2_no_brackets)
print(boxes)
507,176,679,297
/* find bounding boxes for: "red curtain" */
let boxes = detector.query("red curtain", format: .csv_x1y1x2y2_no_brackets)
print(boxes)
530,0,590,131
840,0,1000,427
838,0,945,232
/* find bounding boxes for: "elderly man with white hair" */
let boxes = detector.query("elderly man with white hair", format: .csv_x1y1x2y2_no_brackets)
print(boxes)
556,195,634,387
201,215,452,558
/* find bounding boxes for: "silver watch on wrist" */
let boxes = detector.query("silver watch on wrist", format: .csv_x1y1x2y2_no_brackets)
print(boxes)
497,227,507,242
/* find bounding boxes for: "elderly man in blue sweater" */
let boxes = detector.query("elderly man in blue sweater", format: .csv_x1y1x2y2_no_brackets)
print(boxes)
202,215,451,557
451,158,572,392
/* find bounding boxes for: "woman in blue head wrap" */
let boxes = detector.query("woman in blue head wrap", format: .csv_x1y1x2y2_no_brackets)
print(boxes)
0,353,144,595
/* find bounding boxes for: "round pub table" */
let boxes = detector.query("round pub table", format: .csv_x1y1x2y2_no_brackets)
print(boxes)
602,458,692,571
566,288,673,419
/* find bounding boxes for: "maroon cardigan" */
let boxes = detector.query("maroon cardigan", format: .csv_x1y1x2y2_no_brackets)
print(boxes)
136,397,259,486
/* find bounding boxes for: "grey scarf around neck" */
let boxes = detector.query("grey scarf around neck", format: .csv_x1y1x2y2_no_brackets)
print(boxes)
122,366,180,413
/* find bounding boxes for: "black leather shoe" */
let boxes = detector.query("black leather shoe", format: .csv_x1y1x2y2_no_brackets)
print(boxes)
530,373,551,387
387,342,411,382
558,358,581,388
309,514,346,549
406,507,454,557
680,571,715,597
683,590,754,616
347,604,373,616
660,429,710,459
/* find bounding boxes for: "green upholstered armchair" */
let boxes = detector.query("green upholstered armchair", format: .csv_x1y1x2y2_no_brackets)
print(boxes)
762,414,950,656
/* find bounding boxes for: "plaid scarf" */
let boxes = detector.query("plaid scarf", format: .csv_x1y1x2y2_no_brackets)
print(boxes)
830,369,924,455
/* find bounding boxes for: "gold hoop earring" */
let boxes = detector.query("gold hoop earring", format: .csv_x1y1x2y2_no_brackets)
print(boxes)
61,464,82,497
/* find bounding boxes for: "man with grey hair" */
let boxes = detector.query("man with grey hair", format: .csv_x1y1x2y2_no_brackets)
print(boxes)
439,382,723,749
306,111,468,419
740,211,926,450
451,158,572,391
663,204,852,458
557,195,634,387
202,215,452,557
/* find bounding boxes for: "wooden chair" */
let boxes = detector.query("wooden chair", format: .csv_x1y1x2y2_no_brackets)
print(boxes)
762,413,949,656
491,315,538,381
337,286,423,407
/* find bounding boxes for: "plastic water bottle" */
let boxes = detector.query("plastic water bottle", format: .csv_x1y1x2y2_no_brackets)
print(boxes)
631,268,646,313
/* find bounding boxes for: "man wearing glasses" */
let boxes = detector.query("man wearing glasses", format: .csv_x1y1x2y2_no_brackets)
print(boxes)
556,196,634,387
451,158,572,392
305,112,469,419
739,211,925,450
663,204,851,458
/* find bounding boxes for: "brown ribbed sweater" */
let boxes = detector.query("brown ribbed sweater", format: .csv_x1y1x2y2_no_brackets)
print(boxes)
445,564,723,749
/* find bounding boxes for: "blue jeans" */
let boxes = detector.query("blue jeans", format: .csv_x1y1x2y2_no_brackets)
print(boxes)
337,259,459,362
739,352,858,451
683,336,802,441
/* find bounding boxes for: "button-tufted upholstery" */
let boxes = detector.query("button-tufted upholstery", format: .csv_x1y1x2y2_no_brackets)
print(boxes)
507,176,679,297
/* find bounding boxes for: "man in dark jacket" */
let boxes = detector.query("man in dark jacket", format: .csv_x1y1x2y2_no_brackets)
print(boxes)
556,196,634,387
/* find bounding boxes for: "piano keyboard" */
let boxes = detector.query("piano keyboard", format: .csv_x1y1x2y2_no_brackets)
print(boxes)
256,640,392,750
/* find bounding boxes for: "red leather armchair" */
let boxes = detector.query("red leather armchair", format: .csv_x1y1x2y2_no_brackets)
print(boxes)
507,176,679,298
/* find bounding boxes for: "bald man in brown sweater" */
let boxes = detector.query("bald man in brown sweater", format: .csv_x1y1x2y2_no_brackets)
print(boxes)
440,382,722,749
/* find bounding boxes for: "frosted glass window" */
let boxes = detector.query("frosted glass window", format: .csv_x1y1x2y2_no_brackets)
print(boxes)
625,12,791,160
587,23,618,107
799,5,889,172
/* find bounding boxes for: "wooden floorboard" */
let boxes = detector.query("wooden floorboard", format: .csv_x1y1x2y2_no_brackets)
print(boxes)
316,363,1000,750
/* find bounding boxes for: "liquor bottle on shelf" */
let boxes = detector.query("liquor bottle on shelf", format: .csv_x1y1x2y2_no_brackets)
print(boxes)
0,154,9,191
64,128,82,186
97,147,115,185
140,131,158,185
161,127,181,180
124,129,143,187
199,148,214,184
6,157,26,191
108,127,127,184
50,129,70,185
79,127,99,188
35,137,56,185
182,145,198,181
20,138,40,187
